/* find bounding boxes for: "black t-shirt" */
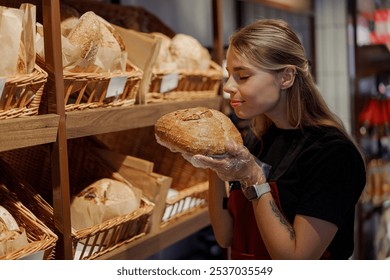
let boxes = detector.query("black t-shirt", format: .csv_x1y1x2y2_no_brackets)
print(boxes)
244,124,366,259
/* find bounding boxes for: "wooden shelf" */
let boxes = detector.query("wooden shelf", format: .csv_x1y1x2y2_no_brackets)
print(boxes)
96,208,210,260
66,97,222,139
0,114,59,152
0,0,224,260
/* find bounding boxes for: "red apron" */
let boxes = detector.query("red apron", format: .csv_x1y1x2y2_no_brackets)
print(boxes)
228,180,281,259
227,133,311,260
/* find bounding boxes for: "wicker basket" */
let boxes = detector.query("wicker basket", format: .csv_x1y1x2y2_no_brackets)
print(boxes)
0,159,57,260
161,181,208,228
146,61,223,103
95,127,209,229
0,64,47,120
37,56,143,112
0,139,154,260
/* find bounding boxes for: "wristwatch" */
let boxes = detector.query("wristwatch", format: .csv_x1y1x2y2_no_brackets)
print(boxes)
242,182,271,201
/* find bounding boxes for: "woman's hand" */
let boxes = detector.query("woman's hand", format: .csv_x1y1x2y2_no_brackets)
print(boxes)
190,140,267,186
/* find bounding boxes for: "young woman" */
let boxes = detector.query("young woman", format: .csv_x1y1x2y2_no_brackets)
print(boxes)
192,19,366,260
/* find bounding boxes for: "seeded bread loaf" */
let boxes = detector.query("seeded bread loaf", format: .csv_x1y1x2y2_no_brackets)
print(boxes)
67,11,101,64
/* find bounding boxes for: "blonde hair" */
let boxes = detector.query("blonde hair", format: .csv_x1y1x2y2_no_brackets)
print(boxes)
229,19,345,137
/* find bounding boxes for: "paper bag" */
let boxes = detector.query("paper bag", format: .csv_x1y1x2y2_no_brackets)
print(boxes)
0,6,23,76
20,3,36,74
70,178,141,231
0,4,36,77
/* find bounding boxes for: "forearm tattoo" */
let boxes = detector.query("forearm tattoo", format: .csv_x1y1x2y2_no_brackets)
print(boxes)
270,200,295,240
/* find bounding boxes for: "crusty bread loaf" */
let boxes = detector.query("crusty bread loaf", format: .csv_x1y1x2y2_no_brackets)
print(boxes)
151,32,176,72
170,34,211,71
70,178,141,230
155,107,243,155
68,11,101,63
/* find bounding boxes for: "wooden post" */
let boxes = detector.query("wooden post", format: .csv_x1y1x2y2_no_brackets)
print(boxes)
42,0,73,260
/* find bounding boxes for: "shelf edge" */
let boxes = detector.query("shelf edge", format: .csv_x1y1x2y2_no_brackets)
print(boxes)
95,208,210,260
66,97,223,139
0,114,60,152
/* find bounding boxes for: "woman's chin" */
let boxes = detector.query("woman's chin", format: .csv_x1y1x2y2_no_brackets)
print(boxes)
232,108,254,120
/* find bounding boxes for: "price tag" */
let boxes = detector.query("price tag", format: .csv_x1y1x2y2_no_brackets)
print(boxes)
160,73,179,93
105,76,128,98
0,77,6,100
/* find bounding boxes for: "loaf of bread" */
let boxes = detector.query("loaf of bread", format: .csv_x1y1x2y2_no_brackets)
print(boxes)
60,16,79,37
155,107,243,156
70,178,141,230
170,33,211,71
151,32,176,72
0,205,29,257
98,16,126,52
67,11,101,66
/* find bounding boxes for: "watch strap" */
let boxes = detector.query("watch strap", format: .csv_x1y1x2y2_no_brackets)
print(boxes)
252,182,271,200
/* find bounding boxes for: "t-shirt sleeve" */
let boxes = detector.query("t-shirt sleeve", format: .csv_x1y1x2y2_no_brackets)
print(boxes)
295,141,366,227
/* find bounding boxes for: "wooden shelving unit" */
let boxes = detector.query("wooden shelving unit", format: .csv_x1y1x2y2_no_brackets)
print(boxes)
0,0,223,260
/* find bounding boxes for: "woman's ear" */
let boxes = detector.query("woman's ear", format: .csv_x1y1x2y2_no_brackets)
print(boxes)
279,66,296,89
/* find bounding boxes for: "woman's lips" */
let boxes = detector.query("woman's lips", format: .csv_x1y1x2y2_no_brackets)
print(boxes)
230,100,244,107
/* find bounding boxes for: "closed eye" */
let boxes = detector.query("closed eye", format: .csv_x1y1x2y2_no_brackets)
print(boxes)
232,73,250,81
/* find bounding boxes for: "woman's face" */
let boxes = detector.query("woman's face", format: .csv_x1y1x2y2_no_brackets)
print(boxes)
223,48,286,121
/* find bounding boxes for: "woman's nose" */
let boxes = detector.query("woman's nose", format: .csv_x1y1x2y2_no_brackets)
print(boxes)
223,76,237,95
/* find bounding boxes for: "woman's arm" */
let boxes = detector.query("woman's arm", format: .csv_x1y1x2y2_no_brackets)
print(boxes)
251,192,338,259
208,170,233,248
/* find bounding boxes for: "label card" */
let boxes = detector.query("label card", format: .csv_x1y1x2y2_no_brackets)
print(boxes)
0,77,6,100
105,76,128,98
160,73,179,93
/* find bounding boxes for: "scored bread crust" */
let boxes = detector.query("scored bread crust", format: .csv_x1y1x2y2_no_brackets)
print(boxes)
155,107,243,155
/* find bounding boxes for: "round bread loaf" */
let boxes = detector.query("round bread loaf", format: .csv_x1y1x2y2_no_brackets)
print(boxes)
170,33,211,71
70,178,141,230
151,32,176,72
155,107,243,156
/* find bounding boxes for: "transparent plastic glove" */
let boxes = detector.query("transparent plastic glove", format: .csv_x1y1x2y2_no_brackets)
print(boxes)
190,140,270,186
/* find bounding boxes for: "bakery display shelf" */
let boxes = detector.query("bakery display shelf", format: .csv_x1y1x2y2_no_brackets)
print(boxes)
95,207,210,260
66,96,222,139
0,114,59,152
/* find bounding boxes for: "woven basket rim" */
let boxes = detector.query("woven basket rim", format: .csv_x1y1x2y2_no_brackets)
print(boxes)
152,60,222,77
0,184,58,260
63,63,143,80
166,181,208,204
71,197,154,239
5,63,48,85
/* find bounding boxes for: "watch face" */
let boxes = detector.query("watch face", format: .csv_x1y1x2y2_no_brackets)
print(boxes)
243,186,257,201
